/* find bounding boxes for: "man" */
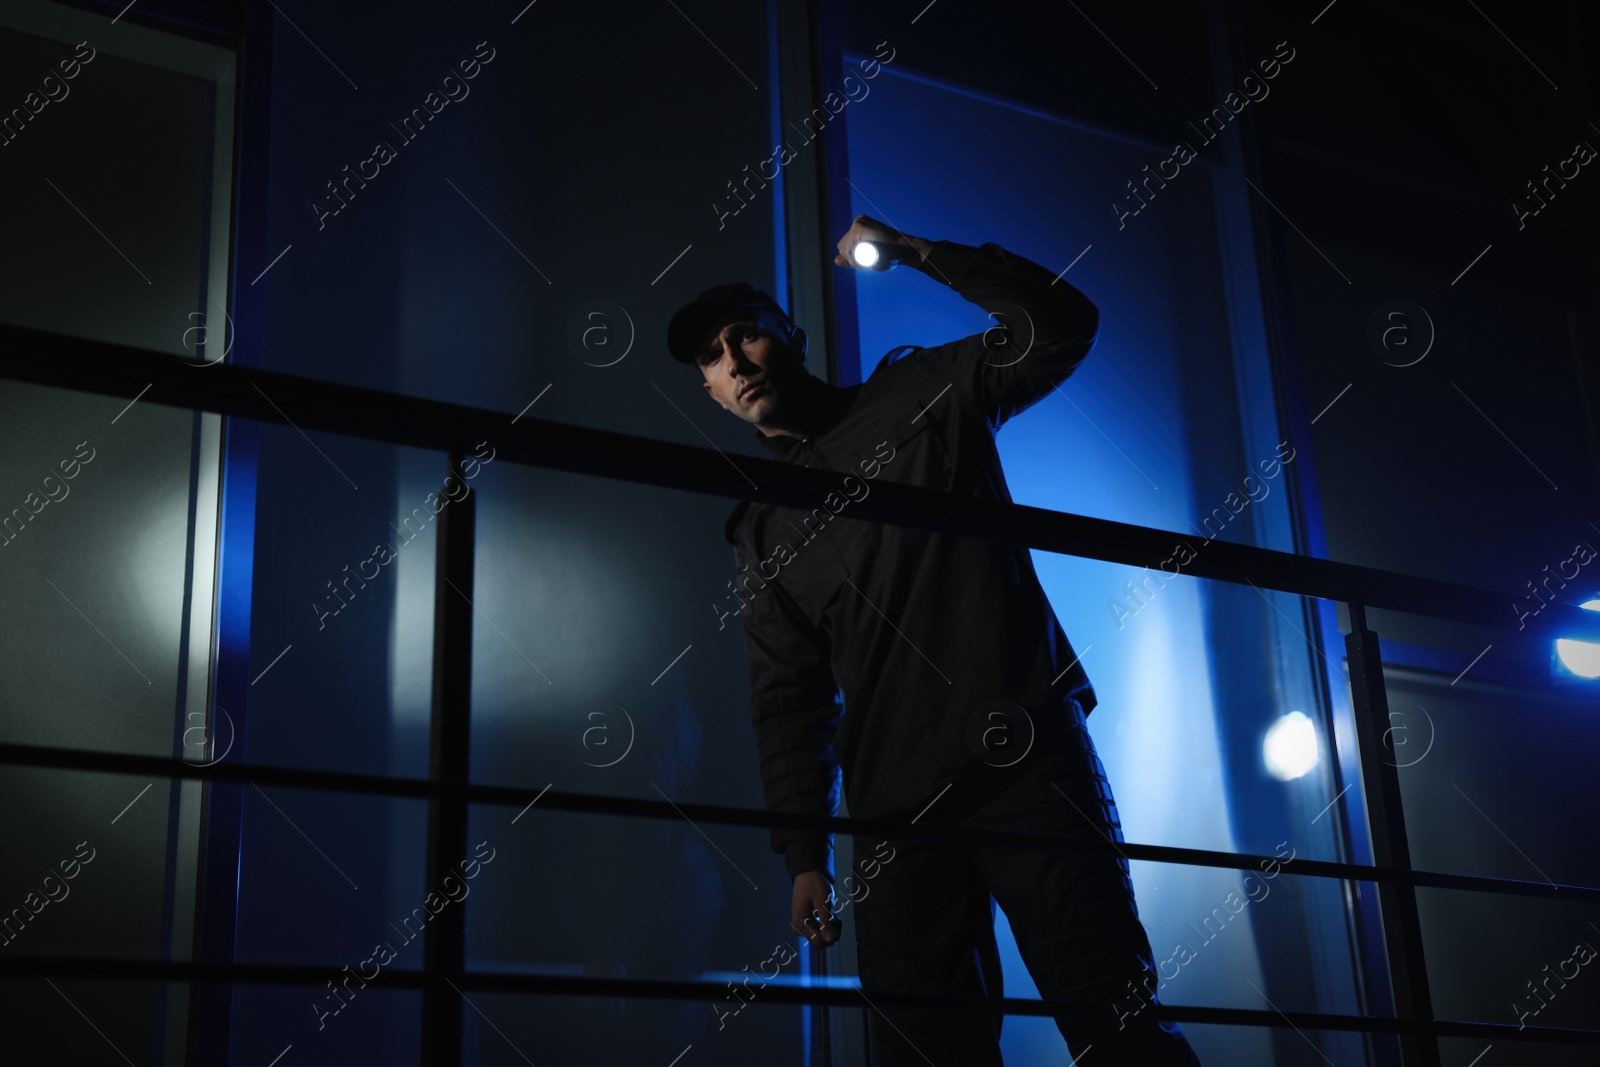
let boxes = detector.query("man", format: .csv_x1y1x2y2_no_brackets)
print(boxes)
667,215,1201,1065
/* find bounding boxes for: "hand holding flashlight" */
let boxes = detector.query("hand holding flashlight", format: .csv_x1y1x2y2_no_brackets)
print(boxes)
834,214,926,272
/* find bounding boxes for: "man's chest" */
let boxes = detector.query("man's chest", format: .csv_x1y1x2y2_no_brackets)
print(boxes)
742,386,962,620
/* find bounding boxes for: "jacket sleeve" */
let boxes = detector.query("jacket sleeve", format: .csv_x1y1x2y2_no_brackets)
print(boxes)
735,543,843,883
901,239,1099,428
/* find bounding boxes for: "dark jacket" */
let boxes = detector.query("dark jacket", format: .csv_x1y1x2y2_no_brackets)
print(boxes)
724,238,1101,881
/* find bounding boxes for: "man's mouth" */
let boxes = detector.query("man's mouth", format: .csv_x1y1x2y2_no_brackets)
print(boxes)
740,382,765,402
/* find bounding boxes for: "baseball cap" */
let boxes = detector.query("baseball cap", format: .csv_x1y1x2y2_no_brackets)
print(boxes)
667,282,797,364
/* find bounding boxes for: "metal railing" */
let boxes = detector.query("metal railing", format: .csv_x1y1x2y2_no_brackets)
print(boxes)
3,320,1599,1066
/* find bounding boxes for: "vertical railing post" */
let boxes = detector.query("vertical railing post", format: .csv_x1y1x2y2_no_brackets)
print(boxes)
810,939,832,1066
1345,601,1438,1067
421,449,475,1066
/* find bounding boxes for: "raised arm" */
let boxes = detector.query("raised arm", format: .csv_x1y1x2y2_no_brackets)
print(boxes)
837,215,1100,428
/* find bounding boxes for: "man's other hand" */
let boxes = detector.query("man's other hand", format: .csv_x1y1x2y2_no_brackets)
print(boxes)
790,870,842,948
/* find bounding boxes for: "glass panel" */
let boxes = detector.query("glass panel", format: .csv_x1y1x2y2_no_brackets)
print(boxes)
225,984,421,1064
461,993,806,1064
1420,888,1600,1048
1369,609,1600,1060
463,459,752,800
250,0,776,433
0,384,205,754
1438,1035,1596,1067
0,975,166,1063
0,5,235,1063
241,431,441,779
230,427,444,1060
1369,607,1600,891
1178,1026,1387,1067
0,5,234,355
464,806,801,1060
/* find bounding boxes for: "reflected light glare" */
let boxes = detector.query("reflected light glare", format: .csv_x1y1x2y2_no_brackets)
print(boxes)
851,241,880,268
1263,711,1319,781
1554,598,1600,679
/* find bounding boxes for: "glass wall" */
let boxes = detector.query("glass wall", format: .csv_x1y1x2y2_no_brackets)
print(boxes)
225,0,787,1062
0,3,234,1063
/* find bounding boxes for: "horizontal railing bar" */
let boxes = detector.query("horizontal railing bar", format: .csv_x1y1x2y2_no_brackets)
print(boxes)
5,740,1596,902
0,955,1594,1044
1,324,1593,642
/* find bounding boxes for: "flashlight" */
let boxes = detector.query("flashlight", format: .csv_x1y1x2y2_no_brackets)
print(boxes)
850,239,913,272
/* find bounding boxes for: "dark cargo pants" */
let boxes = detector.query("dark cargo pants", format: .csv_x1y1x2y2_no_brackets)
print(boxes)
850,699,1201,1066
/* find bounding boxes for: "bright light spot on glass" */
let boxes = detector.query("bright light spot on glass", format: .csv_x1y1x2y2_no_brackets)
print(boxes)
1555,598,1600,679
851,241,880,268
1263,711,1319,781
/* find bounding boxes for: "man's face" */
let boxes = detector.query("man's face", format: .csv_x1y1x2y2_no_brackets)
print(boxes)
696,310,803,427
